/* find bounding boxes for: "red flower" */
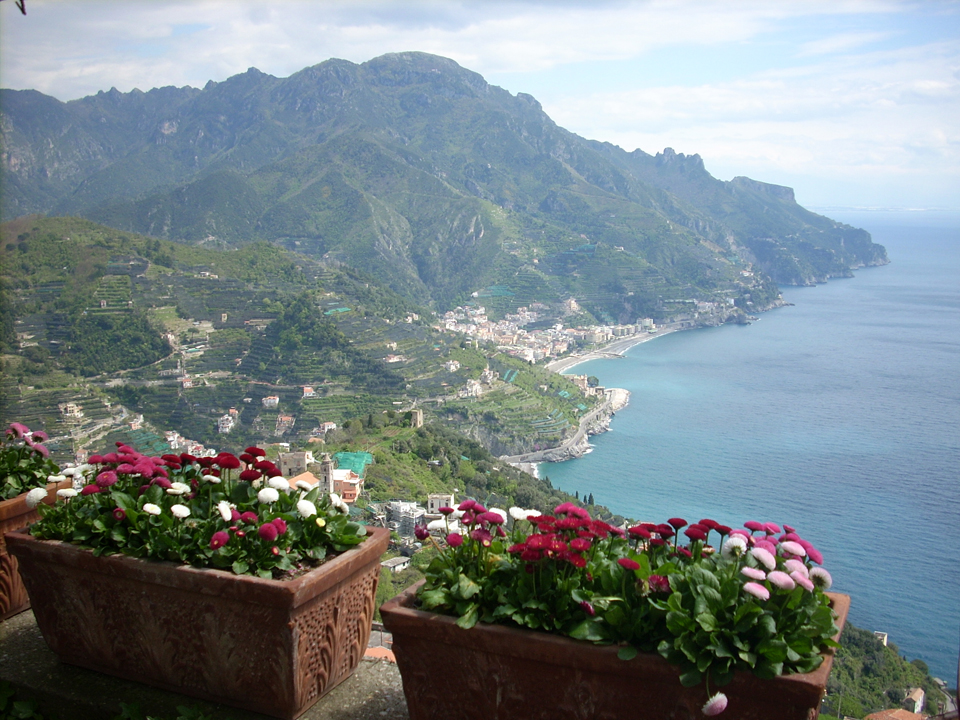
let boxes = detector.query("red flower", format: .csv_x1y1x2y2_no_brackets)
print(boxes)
216,454,241,470
564,552,587,568
570,537,592,552
209,531,229,549
239,469,262,482
112,508,126,522
648,575,671,593
675,547,692,558
414,525,429,541
272,518,287,535
80,484,101,495
618,558,640,571
152,477,172,489
715,525,732,536
88,454,104,464
438,506,455,515
478,511,504,525
579,600,595,617
667,517,687,530
239,453,255,464
698,518,719,531
684,525,708,542
627,525,651,539
258,523,279,542
520,548,542,562
245,446,266,458
271,546,280,556
180,453,197,464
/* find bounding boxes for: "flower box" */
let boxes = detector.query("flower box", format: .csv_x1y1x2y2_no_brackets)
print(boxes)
5,525,389,720
382,580,849,720
0,480,70,621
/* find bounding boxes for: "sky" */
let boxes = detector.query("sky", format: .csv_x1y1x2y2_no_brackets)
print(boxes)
1,0,958,211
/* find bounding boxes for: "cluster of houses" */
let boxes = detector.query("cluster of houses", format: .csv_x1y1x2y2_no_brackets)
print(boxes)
437,303,660,363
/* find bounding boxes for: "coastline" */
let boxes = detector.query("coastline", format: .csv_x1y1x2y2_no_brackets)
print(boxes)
545,324,682,374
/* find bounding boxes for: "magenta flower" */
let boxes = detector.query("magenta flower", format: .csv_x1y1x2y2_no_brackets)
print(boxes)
618,557,640,571
272,518,288,535
791,572,815,592
750,547,776,570
80,484,102,495
438,506,455,515
112,508,126,522
7,422,29,438
258,522,279,542
96,471,118,488
446,532,463,547
209,531,229,549
667,517,688,530
802,542,824,565
627,525,651,539
784,559,808,577
741,566,767,581
763,522,781,535
779,540,806,557
767,571,796,591
478,511,505,525
31,430,48,442
414,525,430,541
458,499,477,511
743,582,770,601
684,525,708,542
470,528,493,546
579,600,596,617
702,692,728,716
744,520,764,533
240,511,259,524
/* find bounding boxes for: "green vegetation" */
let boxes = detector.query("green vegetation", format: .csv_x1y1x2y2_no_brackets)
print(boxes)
821,624,951,717
3,53,886,322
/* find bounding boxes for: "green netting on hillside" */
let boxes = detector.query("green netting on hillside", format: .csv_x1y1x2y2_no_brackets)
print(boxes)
333,451,374,478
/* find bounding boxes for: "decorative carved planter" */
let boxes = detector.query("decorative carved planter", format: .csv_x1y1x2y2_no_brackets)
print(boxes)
0,480,70,621
6,526,389,720
382,581,849,720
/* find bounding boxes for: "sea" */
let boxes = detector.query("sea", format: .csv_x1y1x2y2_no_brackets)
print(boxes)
539,210,960,682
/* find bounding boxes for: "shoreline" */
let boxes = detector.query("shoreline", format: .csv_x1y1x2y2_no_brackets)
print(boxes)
544,324,683,374
502,326,683,467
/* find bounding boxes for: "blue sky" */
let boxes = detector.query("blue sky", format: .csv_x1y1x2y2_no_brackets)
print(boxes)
1,0,957,210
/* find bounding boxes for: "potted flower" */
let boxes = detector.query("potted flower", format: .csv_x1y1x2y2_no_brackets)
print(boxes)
381,501,848,719
0,422,69,620
5,443,388,720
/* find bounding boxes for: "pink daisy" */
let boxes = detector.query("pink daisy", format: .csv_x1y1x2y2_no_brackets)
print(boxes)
743,582,770,601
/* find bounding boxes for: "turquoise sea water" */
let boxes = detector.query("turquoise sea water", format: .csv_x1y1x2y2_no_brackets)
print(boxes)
540,211,960,681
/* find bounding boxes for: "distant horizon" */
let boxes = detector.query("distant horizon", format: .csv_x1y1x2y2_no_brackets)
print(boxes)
1,1,958,211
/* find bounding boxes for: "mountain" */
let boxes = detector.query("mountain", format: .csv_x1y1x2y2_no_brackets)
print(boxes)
1,52,887,319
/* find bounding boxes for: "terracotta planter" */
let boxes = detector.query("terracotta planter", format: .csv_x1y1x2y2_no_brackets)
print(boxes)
381,580,850,720
6,525,389,720
0,480,71,621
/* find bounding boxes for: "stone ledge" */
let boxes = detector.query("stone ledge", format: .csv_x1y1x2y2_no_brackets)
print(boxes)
0,609,409,720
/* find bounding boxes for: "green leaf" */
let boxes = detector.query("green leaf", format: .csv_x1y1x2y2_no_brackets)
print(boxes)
569,619,607,642
456,603,479,629
679,667,703,687
696,612,718,632
617,646,639,661
232,561,249,575
457,573,480,600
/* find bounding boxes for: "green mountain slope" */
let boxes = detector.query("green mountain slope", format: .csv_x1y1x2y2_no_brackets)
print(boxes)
1,216,595,458
2,53,887,319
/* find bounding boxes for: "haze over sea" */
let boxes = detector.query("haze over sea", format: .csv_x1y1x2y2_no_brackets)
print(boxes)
540,210,960,680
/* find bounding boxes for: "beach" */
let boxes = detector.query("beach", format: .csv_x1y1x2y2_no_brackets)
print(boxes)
545,325,681,374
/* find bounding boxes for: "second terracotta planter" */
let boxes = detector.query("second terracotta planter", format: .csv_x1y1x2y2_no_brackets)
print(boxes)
381,580,849,720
